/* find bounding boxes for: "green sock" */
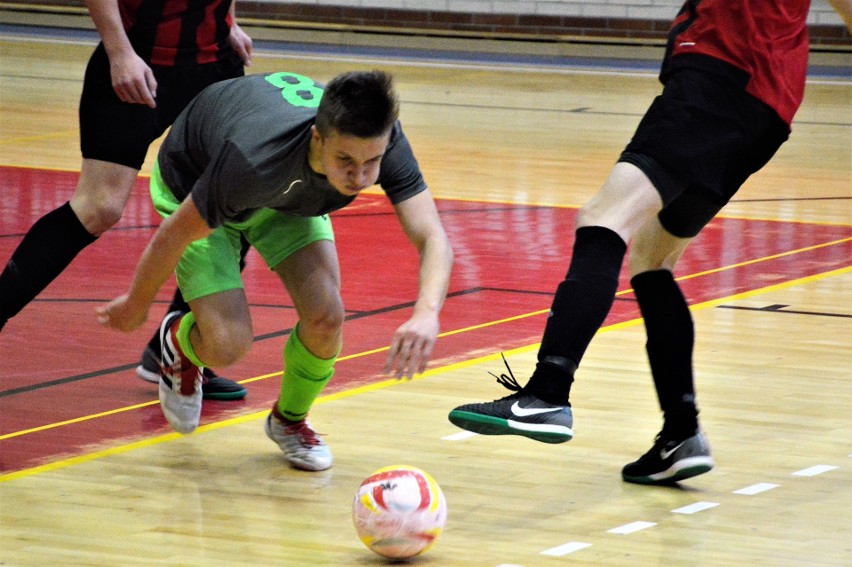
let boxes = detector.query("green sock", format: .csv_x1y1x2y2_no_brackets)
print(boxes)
277,324,337,422
175,312,206,367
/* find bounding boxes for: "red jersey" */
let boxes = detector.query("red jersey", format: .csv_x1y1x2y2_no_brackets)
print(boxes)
118,0,234,66
662,0,811,125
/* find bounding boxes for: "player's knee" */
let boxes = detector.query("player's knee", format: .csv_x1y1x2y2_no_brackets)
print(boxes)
575,200,642,240
92,200,124,231
628,235,687,276
205,324,253,366
301,299,344,340
628,245,665,275
72,195,125,235
575,201,606,229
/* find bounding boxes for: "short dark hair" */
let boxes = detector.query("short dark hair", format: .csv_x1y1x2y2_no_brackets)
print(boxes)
315,70,399,138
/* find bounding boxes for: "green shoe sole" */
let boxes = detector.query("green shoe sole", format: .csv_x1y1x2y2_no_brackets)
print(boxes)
448,410,572,444
202,376,247,401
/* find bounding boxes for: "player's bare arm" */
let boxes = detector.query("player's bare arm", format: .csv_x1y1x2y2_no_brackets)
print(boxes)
85,0,157,107
228,2,253,67
385,189,453,379
97,197,212,331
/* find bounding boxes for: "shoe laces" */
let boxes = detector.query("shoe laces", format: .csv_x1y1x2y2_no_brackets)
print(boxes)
199,368,212,384
160,359,199,393
284,420,322,448
488,353,526,400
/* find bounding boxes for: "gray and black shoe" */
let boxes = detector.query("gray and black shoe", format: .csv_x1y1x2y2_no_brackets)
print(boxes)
448,354,573,444
622,431,714,485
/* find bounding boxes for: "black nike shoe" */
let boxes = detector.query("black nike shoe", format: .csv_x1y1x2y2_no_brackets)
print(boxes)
448,354,573,444
622,431,714,485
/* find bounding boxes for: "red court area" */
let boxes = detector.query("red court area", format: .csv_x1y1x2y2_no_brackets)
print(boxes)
1,165,850,474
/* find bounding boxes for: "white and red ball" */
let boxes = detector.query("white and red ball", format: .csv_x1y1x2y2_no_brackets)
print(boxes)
352,465,447,559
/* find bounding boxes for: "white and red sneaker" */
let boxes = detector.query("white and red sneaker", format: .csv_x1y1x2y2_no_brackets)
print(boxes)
264,412,333,471
158,311,202,434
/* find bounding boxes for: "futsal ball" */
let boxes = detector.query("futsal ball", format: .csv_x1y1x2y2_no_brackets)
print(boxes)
352,465,448,559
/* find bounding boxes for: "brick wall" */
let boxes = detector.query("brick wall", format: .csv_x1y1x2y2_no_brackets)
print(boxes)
7,0,850,46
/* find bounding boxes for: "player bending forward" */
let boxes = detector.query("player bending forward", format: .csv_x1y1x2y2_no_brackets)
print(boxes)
98,70,453,471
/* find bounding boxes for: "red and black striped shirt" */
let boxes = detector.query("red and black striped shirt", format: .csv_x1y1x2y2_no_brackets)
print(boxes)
119,0,234,66
662,0,811,126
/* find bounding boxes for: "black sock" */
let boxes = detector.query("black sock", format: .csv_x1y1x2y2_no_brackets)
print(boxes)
525,226,627,404
525,358,577,405
0,202,97,321
632,269,699,438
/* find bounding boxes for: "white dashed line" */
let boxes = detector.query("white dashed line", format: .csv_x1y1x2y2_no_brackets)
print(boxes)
672,501,720,514
508,461,843,563
442,431,478,441
792,465,838,477
733,483,780,495
540,542,592,556
608,521,657,534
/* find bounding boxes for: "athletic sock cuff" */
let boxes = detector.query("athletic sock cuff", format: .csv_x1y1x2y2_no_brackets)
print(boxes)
284,323,338,379
176,311,206,367
631,269,675,291
570,226,626,274
59,202,98,246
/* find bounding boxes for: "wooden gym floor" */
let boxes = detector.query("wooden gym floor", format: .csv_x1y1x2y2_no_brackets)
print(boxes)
0,22,850,567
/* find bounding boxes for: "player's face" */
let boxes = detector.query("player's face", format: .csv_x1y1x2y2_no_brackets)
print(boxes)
310,127,391,197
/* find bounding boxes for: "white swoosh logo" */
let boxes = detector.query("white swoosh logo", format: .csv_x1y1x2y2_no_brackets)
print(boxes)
660,441,686,460
283,179,302,195
510,401,562,417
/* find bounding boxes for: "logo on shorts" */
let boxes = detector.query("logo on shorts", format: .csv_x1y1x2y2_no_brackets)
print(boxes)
283,179,303,195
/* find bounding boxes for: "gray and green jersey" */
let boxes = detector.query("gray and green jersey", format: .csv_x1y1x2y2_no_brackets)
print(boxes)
157,72,427,228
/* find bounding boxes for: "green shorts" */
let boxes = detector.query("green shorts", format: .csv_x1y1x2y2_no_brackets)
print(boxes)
149,159,335,302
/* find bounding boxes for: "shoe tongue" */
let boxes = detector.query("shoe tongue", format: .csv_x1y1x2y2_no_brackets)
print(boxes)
497,390,525,402
179,369,198,395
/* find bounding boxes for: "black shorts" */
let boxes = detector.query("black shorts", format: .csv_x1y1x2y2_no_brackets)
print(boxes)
618,67,790,237
79,43,245,170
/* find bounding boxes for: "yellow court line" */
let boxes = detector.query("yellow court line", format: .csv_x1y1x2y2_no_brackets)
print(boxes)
0,130,79,144
675,237,852,282
2,265,849,484
0,401,158,440
2,164,851,227
6,241,846,438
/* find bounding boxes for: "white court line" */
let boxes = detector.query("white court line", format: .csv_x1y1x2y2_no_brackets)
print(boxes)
442,431,478,441
540,542,592,556
496,564,525,567
733,483,779,495
1,29,848,83
792,464,838,477
672,501,720,514
608,521,656,534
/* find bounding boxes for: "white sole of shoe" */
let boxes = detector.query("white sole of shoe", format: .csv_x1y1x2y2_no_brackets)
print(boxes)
136,364,160,384
158,380,201,434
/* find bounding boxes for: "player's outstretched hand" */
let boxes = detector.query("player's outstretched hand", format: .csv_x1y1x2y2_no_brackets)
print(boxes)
384,312,439,380
96,294,148,332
